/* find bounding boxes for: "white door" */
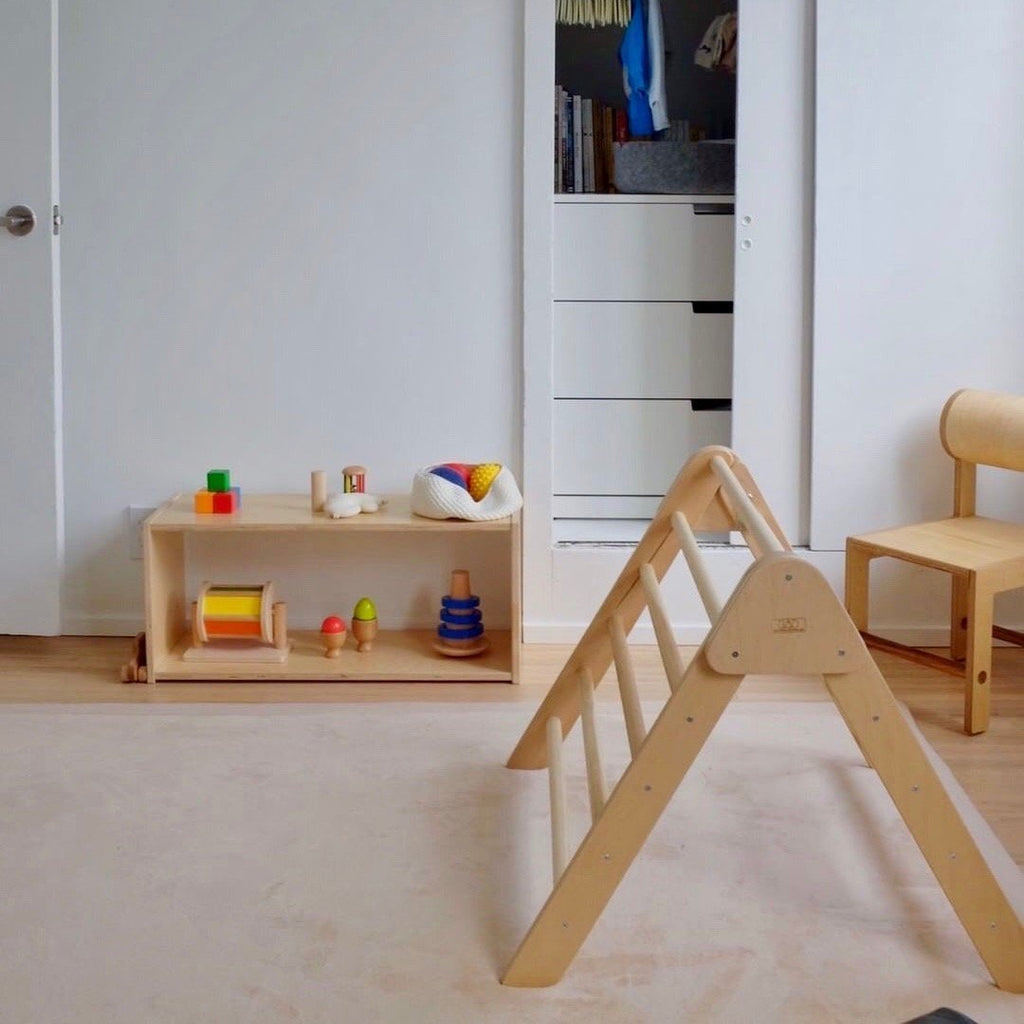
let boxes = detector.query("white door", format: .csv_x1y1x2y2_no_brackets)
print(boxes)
812,1,1024,549
0,0,62,634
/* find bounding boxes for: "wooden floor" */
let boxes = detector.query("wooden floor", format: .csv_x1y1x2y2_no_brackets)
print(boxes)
2,635,1023,863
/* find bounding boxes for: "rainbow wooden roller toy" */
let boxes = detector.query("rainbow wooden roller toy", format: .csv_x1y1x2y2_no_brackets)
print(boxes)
183,581,290,664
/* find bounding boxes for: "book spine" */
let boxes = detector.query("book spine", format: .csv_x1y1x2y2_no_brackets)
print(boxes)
582,98,595,193
604,106,615,191
554,85,563,193
593,100,606,193
614,108,628,143
572,94,583,194
565,91,574,192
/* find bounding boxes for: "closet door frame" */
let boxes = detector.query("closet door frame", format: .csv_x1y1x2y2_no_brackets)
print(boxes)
520,0,815,641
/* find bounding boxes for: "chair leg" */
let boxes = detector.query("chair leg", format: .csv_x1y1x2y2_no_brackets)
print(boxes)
844,542,872,631
950,574,968,661
964,575,993,735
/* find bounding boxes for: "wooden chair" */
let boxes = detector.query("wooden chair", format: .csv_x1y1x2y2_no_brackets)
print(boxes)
845,389,1024,734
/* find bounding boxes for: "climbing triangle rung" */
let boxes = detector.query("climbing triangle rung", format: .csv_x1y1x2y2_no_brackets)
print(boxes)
578,668,608,821
609,614,646,757
640,563,685,692
710,453,785,557
546,716,569,882
671,511,724,622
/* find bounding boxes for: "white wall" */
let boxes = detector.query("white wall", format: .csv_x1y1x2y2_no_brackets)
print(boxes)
813,0,1024,548
812,0,1024,635
59,1,521,633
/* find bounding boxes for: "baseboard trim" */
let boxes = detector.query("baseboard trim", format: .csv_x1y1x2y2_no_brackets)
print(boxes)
62,614,142,638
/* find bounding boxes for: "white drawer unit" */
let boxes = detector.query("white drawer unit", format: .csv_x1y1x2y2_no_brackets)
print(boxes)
554,301,732,399
553,399,731,496
552,494,662,519
553,201,734,301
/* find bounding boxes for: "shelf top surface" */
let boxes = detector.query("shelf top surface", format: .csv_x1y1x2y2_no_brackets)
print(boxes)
554,193,735,204
147,493,516,533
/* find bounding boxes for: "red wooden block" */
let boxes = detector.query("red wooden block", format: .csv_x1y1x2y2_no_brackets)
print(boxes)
212,490,238,514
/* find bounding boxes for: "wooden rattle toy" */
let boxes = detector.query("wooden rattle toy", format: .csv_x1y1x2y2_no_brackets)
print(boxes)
433,569,489,657
351,597,378,652
184,581,289,663
320,615,347,658
343,465,367,493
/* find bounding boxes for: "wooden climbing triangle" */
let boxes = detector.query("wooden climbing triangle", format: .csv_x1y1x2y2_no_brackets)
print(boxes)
502,446,1024,989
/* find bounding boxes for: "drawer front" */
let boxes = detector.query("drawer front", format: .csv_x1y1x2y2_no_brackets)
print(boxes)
554,301,732,398
553,399,731,495
552,494,662,520
553,203,734,300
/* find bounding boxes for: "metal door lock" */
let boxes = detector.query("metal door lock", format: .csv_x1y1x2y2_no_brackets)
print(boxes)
1,205,36,236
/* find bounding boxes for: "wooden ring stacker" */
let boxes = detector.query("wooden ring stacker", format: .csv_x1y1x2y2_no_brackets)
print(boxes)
433,569,489,657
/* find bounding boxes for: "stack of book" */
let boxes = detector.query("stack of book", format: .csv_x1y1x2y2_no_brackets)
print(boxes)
555,86,627,194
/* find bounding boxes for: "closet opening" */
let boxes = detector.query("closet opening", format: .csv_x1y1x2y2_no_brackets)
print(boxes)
550,1,738,545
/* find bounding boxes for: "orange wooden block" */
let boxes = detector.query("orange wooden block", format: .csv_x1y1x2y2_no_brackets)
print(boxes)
194,489,215,514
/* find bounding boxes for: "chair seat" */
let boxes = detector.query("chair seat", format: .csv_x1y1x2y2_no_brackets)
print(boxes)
849,515,1024,575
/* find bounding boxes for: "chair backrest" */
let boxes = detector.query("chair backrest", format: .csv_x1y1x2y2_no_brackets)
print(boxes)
940,389,1024,515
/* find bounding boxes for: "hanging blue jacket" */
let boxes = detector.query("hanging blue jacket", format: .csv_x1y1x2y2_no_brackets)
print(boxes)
619,1,654,136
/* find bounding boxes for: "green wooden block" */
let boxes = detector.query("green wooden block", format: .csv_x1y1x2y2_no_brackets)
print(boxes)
207,469,231,493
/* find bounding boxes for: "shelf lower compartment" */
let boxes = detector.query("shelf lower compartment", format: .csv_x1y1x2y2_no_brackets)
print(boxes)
153,629,513,682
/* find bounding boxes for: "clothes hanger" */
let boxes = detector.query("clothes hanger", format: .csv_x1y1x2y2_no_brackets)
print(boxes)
556,0,631,29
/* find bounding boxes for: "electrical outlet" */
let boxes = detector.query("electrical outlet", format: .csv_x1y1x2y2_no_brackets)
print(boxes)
126,506,156,560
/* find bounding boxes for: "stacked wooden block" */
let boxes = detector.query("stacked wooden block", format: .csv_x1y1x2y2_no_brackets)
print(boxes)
194,469,243,514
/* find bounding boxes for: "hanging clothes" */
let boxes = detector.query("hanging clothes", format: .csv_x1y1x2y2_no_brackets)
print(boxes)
619,1,669,136
695,12,738,73
646,0,669,131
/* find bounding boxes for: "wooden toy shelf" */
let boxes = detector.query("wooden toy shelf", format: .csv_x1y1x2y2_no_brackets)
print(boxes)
142,493,520,683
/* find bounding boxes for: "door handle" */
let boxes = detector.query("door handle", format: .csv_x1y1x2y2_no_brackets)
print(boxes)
1,205,36,236
692,203,734,215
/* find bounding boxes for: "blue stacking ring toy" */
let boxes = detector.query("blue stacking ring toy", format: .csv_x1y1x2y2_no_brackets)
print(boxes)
441,594,480,610
438,623,484,641
440,607,482,625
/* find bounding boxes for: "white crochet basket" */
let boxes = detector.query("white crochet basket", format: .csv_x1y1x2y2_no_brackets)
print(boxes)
410,466,523,521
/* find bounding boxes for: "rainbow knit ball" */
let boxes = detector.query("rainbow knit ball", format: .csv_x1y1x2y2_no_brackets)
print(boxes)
469,463,501,501
430,465,469,490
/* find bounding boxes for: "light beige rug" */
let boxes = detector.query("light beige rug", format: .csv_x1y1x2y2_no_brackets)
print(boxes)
0,701,1021,1024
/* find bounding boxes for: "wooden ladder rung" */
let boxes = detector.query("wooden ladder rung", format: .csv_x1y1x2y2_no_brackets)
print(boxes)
578,667,608,821
670,511,724,623
609,614,646,757
546,716,569,881
639,563,686,692
710,454,785,557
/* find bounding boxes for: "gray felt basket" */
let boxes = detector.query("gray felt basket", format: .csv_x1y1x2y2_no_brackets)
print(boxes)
613,140,735,195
